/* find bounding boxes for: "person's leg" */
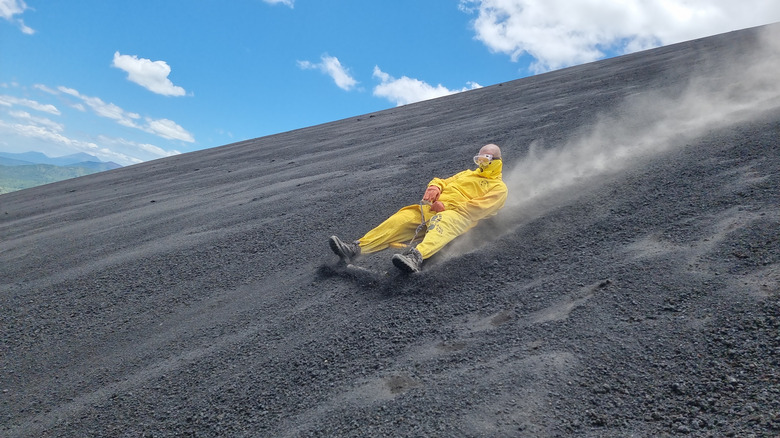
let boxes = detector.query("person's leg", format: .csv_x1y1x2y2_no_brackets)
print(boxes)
358,204,430,254
415,210,475,259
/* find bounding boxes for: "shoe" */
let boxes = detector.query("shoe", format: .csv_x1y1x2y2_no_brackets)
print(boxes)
329,235,361,263
392,248,423,273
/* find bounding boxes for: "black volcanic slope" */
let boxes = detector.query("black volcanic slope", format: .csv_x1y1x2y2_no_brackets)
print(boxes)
2,25,779,437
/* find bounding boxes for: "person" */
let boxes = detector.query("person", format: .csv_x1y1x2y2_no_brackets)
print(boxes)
329,143,508,273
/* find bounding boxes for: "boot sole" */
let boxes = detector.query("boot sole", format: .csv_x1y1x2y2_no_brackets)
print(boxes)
328,236,343,257
392,254,420,273
329,236,357,263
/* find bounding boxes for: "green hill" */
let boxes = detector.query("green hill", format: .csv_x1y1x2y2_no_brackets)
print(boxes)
0,163,116,194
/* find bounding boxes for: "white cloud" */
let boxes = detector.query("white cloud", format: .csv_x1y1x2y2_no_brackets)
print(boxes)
298,55,358,91
136,142,181,158
0,115,181,165
33,84,59,95
372,66,482,106
0,83,189,164
460,0,780,73
111,52,187,97
0,0,24,19
0,94,60,115
96,135,181,161
0,119,142,164
57,86,78,95
0,0,34,34
9,110,64,132
144,118,195,143
263,0,294,8
58,86,141,128
57,86,195,143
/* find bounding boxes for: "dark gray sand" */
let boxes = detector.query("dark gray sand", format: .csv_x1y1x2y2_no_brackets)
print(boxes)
2,24,779,437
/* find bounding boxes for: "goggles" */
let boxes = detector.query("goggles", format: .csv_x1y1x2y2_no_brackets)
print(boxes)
473,153,495,167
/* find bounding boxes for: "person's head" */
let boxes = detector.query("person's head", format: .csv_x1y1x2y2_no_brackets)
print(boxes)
473,143,502,168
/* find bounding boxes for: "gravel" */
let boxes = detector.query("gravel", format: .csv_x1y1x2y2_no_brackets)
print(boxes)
1,24,778,437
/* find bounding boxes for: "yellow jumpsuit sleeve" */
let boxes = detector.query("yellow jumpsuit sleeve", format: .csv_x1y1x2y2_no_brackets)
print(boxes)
427,170,471,192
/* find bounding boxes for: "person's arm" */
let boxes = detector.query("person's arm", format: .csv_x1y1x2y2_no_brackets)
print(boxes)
426,170,470,194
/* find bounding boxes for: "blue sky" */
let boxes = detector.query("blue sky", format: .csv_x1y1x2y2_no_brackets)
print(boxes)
2,0,779,166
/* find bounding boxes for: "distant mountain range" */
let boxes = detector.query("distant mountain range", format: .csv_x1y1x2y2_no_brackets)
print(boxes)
0,151,122,194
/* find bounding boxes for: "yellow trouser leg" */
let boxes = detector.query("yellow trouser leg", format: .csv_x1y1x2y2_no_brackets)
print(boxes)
416,210,475,259
358,204,434,254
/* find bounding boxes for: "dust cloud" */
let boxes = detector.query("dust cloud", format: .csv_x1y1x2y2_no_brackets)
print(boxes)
503,25,780,216
442,25,780,260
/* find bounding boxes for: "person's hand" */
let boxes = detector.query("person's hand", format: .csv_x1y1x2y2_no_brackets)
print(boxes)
423,185,441,202
431,201,445,212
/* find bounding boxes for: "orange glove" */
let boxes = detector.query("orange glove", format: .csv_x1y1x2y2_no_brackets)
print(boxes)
431,201,445,212
423,185,441,202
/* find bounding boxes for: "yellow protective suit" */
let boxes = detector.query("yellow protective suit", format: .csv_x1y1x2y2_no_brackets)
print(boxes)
357,159,508,259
